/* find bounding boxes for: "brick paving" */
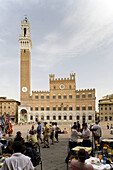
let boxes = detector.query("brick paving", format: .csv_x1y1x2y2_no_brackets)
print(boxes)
11,121,113,170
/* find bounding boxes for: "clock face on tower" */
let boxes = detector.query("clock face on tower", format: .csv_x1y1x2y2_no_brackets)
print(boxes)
60,84,65,90
22,87,27,92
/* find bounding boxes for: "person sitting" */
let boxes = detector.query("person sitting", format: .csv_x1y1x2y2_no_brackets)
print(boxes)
14,131,24,144
1,134,8,154
3,140,13,157
69,149,94,170
1,141,34,170
63,128,68,134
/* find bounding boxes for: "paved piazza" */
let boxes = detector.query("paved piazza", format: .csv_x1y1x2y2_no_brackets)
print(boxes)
11,121,113,170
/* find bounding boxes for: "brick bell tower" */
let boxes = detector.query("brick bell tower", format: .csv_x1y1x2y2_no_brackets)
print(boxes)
19,17,32,103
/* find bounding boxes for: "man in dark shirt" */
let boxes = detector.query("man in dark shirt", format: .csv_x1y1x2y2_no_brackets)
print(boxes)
14,131,24,144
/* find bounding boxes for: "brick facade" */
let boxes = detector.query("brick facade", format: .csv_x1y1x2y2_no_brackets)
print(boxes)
18,18,95,124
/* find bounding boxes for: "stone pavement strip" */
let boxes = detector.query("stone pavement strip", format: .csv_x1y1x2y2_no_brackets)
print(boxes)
35,138,69,170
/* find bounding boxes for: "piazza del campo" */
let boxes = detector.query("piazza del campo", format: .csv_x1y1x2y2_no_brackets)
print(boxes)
0,1,113,169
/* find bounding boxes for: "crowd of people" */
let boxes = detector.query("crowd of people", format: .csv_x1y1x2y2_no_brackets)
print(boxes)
37,121,60,148
0,121,62,169
69,121,102,151
0,120,103,169
68,121,102,170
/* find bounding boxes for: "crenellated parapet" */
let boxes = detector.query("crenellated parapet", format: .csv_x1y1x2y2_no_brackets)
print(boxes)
49,73,76,82
76,88,95,92
32,91,50,93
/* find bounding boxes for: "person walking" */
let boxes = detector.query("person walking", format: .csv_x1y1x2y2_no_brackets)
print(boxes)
37,121,43,144
55,122,59,143
50,122,55,145
77,121,80,132
43,122,50,148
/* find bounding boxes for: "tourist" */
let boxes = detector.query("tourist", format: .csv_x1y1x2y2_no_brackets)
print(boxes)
69,149,94,170
50,122,55,145
77,121,80,132
82,123,91,147
63,128,68,134
0,128,3,139
110,124,113,129
29,130,38,149
29,125,36,135
69,125,82,151
43,122,50,148
110,124,113,134
71,122,77,130
91,121,102,144
1,141,34,170
55,122,59,143
14,131,24,144
37,121,43,144
107,123,109,129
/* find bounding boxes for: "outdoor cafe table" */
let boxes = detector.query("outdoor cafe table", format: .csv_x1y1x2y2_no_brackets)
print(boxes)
101,139,113,149
72,146,92,154
85,157,111,170
102,139,113,143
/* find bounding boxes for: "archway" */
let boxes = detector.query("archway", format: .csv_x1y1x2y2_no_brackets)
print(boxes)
20,109,27,122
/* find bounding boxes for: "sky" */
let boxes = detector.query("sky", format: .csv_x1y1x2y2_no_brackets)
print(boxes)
0,0,113,111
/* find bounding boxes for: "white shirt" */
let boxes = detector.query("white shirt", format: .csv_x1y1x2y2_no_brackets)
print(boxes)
91,124,102,137
70,129,80,142
82,128,91,140
55,125,59,132
1,153,34,170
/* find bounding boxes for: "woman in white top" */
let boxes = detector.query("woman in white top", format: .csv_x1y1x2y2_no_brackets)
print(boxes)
69,125,81,151
82,123,91,147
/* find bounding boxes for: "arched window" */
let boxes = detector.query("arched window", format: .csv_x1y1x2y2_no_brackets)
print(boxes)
58,115,61,120
88,94,92,98
64,116,67,120
88,115,92,120
82,94,86,98
35,96,38,99
77,115,79,120
69,115,72,120
88,106,92,110
69,107,73,111
47,116,50,120
30,115,33,120
24,28,26,36
53,116,56,120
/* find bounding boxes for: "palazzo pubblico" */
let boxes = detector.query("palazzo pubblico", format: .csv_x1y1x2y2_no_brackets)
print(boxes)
18,17,95,124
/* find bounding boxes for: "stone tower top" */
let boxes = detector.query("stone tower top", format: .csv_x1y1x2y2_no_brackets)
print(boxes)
19,17,32,51
49,73,76,81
